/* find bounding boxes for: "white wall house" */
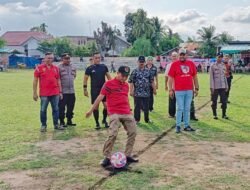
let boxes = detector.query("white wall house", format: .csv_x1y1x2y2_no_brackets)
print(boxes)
1,31,53,57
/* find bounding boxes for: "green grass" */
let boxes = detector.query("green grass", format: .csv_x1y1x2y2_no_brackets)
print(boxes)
0,69,250,189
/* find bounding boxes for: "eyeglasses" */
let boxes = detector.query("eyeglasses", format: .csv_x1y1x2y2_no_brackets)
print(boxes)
64,57,70,60
94,57,101,59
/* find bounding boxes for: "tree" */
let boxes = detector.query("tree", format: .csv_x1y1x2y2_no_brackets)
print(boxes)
217,32,234,45
0,38,5,48
94,21,121,55
30,23,48,33
37,38,73,57
132,9,154,39
122,37,154,56
160,32,183,52
124,12,137,44
197,25,218,58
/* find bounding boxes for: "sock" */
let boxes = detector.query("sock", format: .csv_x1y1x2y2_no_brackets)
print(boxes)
93,110,99,125
103,109,107,123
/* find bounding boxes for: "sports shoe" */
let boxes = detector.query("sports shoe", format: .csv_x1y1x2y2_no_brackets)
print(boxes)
184,126,196,132
214,116,218,120
54,125,65,130
95,123,101,130
176,126,181,133
126,156,139,163
222,115,229,120
67,120,76,126
100,157,111,167
40,126,47,132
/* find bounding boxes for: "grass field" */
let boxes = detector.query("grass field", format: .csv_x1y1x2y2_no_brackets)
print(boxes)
0,70,250,190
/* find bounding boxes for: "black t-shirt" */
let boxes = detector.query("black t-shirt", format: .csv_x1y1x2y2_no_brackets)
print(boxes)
85,64,109,90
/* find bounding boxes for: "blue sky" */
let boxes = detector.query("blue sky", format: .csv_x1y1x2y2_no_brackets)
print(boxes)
0,0,250,40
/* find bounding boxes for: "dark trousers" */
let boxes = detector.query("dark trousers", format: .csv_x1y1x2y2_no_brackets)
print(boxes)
134,97,149,122
211,89,227,116
169,95,176,117
149,87,154,111
59,93,76,124
226,77,232,100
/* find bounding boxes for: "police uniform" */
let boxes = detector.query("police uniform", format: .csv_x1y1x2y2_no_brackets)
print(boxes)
210,60,228,118
58,63,76,125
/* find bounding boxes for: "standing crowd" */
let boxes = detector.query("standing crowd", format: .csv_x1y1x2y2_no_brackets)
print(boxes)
33,49,233,167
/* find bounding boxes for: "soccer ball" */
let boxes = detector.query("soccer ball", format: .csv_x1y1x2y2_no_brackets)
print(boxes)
110,152,127,168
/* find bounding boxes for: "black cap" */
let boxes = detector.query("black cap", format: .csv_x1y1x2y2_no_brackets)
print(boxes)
61,53,70,58
118,66,130,76
217,52,223,57
138,56,146,63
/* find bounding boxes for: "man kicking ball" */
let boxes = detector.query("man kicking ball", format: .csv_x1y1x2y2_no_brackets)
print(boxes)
86,66,139,167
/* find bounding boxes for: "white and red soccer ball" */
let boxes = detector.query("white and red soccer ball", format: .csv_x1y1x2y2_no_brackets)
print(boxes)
110,152,127,168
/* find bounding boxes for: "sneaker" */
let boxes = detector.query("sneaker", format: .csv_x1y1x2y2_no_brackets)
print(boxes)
60,122,67,128
67,120,76,126
100,157,111,167
104,122,109,128
191,117,199,121
184,126,196,132
145,120,153,124
214,116,218,120
222,115,229,120
95,124,101,130
168,115,175,118
40,126,47,132
126,156,139,163
54,125,65,130
176,126,181,133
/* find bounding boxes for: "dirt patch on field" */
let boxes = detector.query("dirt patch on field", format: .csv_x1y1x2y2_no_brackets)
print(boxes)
1,129,250,190
139,134,250,188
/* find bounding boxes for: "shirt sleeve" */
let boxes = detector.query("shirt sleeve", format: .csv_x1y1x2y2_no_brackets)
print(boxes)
210,66,214,89
85,66,91,76
100,82,111,96
128,70,135,83
105,65,109,73
168,63,175,78
149,71,154,83
34,66,40,78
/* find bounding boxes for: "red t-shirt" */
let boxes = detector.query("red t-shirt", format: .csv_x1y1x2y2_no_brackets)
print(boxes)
34,63,60,96
101,78,131,115
168,60,197,91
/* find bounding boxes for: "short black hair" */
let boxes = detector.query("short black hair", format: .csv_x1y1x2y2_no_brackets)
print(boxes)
93,51,100,56
61,53,70,58
45,52,53,56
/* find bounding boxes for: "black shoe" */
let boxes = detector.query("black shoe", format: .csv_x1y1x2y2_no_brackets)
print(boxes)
145,120,153,124
227,101,231,104
104,122,109,128
176,126,181,133
100,157,111,167
95,124,101,130
126,156,139,163
184,126,196,132
191,117,199,121
67,120,76,126
54,125,65,130
214,116,218,120
222,115,229,119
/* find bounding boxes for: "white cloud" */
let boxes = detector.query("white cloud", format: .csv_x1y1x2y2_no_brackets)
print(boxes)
165,9,206,25
220,6,250,23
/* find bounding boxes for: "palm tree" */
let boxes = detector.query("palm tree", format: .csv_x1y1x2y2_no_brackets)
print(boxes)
217,32,234,45
40,23,48,33
197,25,218,57
197,25,218,44
132,9,154,39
